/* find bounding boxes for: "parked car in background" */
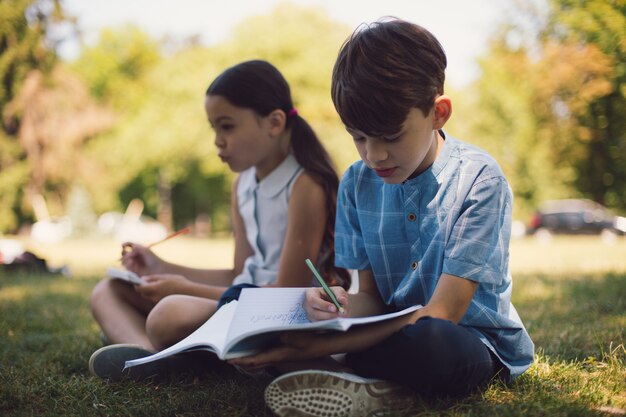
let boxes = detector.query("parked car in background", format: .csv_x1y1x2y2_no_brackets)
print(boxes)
528,199,626,237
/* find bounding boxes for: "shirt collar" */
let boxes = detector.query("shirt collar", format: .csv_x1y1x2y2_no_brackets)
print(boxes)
429,130,453,178
256,153,301,198
403,130,453,186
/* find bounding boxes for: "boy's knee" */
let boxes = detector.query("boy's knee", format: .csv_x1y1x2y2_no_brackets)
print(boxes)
396,317,462,360
404,316,454,340
400,317,489,369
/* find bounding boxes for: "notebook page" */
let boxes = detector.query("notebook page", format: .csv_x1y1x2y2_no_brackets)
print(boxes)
225,288,310,343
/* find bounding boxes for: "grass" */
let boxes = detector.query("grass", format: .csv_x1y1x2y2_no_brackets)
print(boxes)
1,235,625,416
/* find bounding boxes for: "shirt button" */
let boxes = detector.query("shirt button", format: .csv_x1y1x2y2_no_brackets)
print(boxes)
407,212,417,221
411,261,418,270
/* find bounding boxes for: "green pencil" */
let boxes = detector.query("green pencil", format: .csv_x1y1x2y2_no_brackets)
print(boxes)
305,258,344,312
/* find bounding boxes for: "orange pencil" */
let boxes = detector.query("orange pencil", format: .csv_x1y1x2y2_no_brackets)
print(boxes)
121,227,191,257
147,227,191,248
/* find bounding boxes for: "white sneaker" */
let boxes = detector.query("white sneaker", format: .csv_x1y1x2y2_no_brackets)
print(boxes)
265,370,415,417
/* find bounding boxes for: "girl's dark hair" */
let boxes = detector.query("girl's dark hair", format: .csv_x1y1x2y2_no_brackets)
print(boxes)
207,60,350,289
332,18,447,136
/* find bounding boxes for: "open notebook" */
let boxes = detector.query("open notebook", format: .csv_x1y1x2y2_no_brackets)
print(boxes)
106,267,143,285
125,287,420,367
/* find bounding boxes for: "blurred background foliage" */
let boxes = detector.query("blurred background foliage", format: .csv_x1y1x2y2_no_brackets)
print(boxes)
0,0,624,235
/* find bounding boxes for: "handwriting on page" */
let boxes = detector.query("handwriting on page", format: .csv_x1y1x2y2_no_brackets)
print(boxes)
226,288,313,340
248,304,309,325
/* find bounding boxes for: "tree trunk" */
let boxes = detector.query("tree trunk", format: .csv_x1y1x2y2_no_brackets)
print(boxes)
157,169,173,231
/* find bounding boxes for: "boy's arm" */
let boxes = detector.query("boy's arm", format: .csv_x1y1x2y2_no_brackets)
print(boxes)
319,273,476,351
229,272,477,369
412,273,478,324
344,269,388,317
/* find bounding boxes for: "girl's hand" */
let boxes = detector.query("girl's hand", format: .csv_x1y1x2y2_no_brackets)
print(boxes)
134,274,190,303
304,286,349,321
120,243,162,276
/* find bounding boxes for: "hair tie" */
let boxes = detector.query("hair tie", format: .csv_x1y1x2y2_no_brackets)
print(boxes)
287,108,298,118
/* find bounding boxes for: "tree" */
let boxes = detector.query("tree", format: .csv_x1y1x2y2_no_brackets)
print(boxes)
71,25,160,111
0,0,67,231
80,5,356,233
70,25,169,224
0,0,60,111
546,0,626,208
3,66,114,218
80,44,225,230
471,38,566,218
469,0,624,219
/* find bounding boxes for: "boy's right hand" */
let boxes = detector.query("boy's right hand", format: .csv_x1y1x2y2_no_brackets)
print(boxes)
304,286,349,321
120,242,162,276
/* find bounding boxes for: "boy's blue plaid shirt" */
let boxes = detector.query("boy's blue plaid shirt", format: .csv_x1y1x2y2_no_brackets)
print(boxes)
335,133,534,379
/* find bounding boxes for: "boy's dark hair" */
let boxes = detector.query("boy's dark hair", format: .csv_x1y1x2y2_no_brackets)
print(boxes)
331,18,447,136
206,60,350,289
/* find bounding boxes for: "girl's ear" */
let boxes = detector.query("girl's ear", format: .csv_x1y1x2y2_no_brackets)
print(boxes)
433,95,452,129
267,109,287,136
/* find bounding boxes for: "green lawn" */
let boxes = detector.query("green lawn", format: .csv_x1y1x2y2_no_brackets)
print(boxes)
1,236,624,416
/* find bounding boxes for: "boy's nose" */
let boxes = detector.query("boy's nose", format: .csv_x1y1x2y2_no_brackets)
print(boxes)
365,139,388,163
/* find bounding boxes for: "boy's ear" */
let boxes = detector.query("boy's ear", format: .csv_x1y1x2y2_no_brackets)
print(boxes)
267,109,287,136
432,95,452,129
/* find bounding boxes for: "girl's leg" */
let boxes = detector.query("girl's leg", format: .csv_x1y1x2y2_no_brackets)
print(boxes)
91,278,155,349
146,295,218,350
345,316,504,397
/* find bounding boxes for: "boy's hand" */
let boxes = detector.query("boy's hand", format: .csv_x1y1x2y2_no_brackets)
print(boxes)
229,331,341,371
304,286,349,321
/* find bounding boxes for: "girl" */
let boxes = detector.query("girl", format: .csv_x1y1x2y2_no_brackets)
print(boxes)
89,60,348,380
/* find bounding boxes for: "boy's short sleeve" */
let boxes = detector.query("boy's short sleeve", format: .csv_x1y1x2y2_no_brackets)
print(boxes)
335,167,371,270
443,176,512,285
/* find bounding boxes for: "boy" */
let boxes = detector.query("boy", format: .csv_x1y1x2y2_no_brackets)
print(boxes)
231,18,534,416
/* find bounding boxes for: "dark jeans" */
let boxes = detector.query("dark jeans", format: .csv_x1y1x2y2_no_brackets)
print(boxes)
346,316,506,398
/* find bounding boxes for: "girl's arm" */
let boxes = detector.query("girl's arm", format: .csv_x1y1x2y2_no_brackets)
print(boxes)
132,178,255,302
229,176,256,276
142,170,325,295
269,172,328,287
157,178,252,286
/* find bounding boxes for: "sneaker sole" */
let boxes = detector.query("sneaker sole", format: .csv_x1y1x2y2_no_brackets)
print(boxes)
265,370,415,417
